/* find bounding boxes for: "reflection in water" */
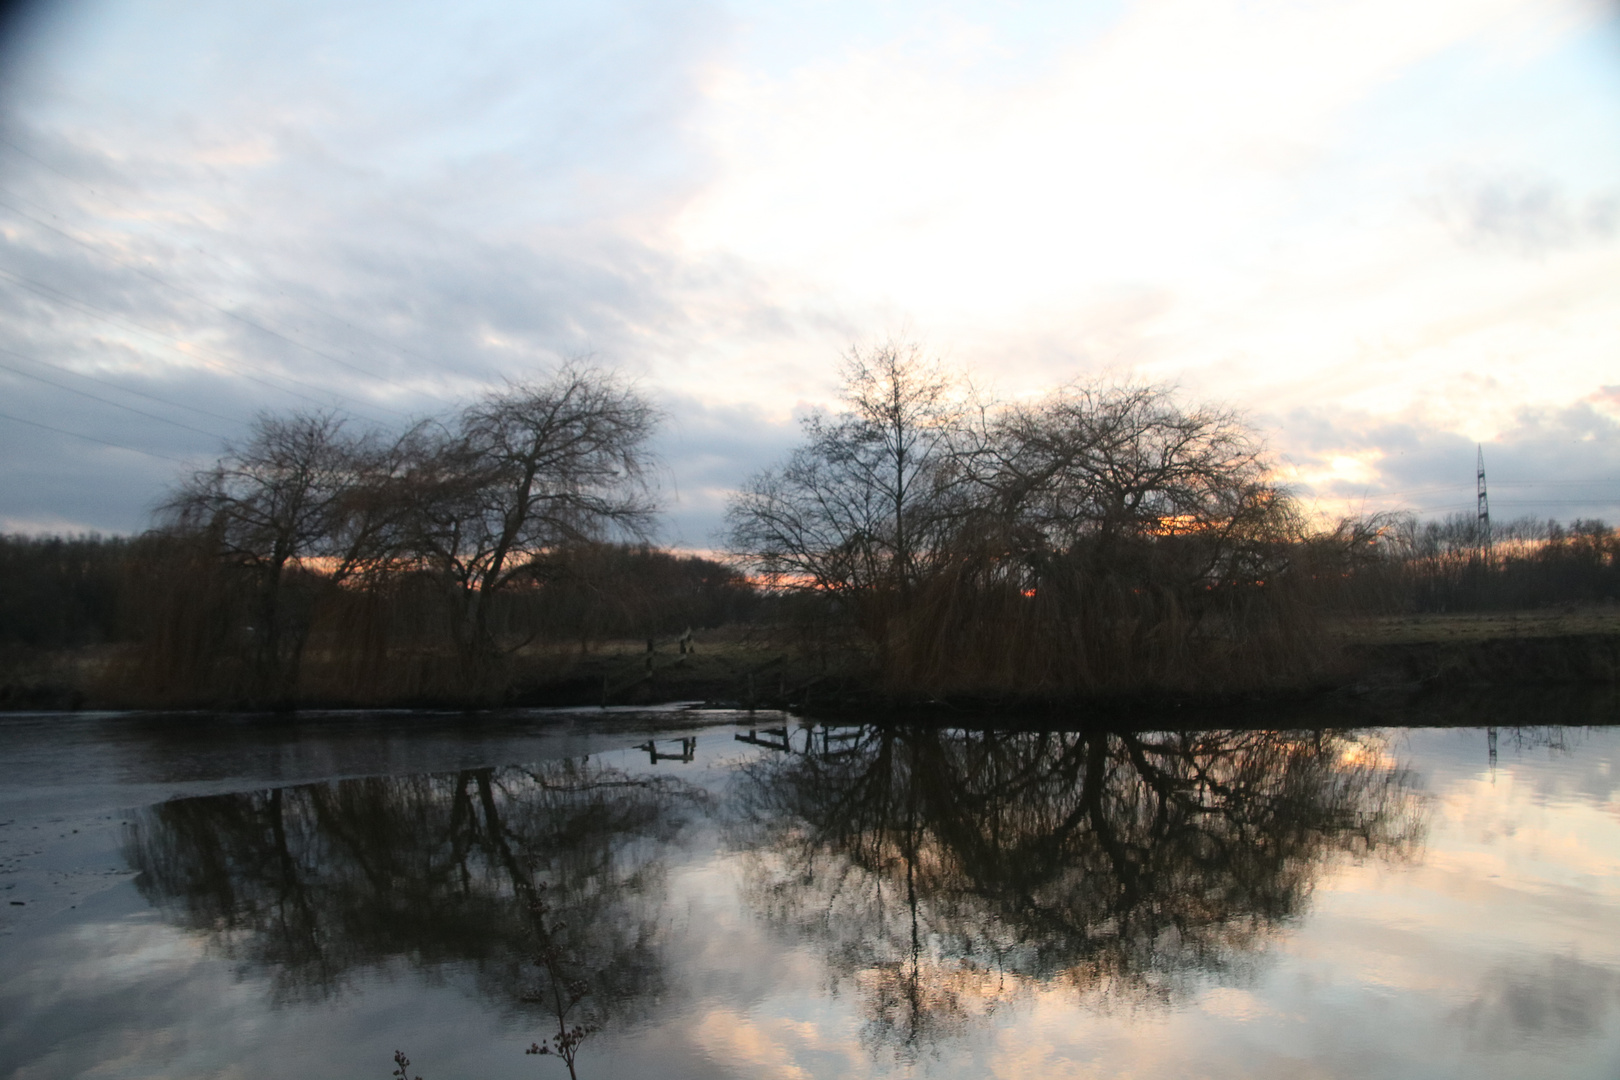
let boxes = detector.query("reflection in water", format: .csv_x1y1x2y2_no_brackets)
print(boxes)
121,725,1426,1072
124,759,710,1073
730,726,1423,1057
1455,954,1620,1047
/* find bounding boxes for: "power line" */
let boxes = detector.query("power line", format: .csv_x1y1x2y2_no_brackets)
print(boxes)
0,409,194,464
0,264,407,421
0,343,246,427
0,135,467,378
0,190,429,396
1405,499,1619,513
0,359,227,441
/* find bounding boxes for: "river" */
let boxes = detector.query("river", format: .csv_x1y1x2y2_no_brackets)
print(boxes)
2,702,1618,1079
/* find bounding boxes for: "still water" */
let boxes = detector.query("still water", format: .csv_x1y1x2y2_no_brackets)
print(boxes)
2,706,1618,1079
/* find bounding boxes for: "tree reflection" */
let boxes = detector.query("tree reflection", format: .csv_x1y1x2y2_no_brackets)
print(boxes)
124,757,709,1061
122,724,1427,1070
730,725,1422,1057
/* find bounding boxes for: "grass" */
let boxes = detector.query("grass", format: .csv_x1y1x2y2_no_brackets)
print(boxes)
8,608,1618,712
505,631,857,708
1334,606,1620,646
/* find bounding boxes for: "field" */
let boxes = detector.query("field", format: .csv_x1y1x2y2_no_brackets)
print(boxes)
1335,606,1620,645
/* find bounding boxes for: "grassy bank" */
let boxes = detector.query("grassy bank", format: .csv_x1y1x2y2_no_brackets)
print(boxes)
1334,607,1620,644
5,608,1616,714
0,631,855,712
1337,608,1620,693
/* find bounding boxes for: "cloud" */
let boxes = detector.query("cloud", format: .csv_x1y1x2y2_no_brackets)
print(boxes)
0,0,1616,541
678,0,1586,309
1427,170,1620,256
0,0,808,534
654,392,804,549
1451,954,1620,1045
1586,384,1620,414
1273,396,1620,522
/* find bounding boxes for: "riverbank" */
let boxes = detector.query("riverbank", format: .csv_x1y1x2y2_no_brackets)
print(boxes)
0,633,848,713
3,608,1617,714
1337,608,1620,689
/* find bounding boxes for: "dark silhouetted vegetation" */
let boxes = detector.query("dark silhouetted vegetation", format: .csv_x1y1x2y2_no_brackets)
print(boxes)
73,366,759,708
0,533,131,649
2,352,1615,711
727,345,1359,697
725,345,1618,700
1341,512,1620,613
135,365,666,707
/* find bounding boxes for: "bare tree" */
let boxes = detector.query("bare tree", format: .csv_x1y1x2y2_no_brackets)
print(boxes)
728,359,1316,692
726,342,964,628
320,420,439,586
160,411,374,704
403,365,660,685
978,380,1283,563
917,382,1310,691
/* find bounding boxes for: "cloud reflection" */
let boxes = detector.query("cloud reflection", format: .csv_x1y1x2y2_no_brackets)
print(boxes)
728,726,1422,1058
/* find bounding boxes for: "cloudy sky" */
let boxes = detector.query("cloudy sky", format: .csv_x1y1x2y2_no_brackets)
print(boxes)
0,0,1616,545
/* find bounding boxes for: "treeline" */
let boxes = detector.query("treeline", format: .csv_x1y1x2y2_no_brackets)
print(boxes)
726,345,1355,696
1350,512,1619,612
3,347,1615,709
3,366,759,708
0,531,757,706
0,533,131,650
722,345,1618,697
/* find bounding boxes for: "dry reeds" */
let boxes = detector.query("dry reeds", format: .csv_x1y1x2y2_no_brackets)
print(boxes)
94,537,760,709
879,537,1346,699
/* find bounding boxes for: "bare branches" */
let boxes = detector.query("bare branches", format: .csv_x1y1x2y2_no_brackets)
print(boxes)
435,364,659,594
727,360,1292,595
157,410,385,704
977,381,1275,553
724,351,1312,692
153,365,663,701
726,342,966,603
397,366,661,678
160,410,357,572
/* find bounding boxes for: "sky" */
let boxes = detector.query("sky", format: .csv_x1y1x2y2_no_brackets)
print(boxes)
0,0,1616,547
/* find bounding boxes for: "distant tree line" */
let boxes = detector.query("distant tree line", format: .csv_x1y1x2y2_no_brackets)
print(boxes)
3,348,1615,709
1343,511,1619,613
0,532,132,650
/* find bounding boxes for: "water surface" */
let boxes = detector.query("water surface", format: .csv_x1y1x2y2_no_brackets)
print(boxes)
2,708,1618,1079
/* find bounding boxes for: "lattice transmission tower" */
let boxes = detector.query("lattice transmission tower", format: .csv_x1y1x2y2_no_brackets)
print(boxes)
1476,444,1491,562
